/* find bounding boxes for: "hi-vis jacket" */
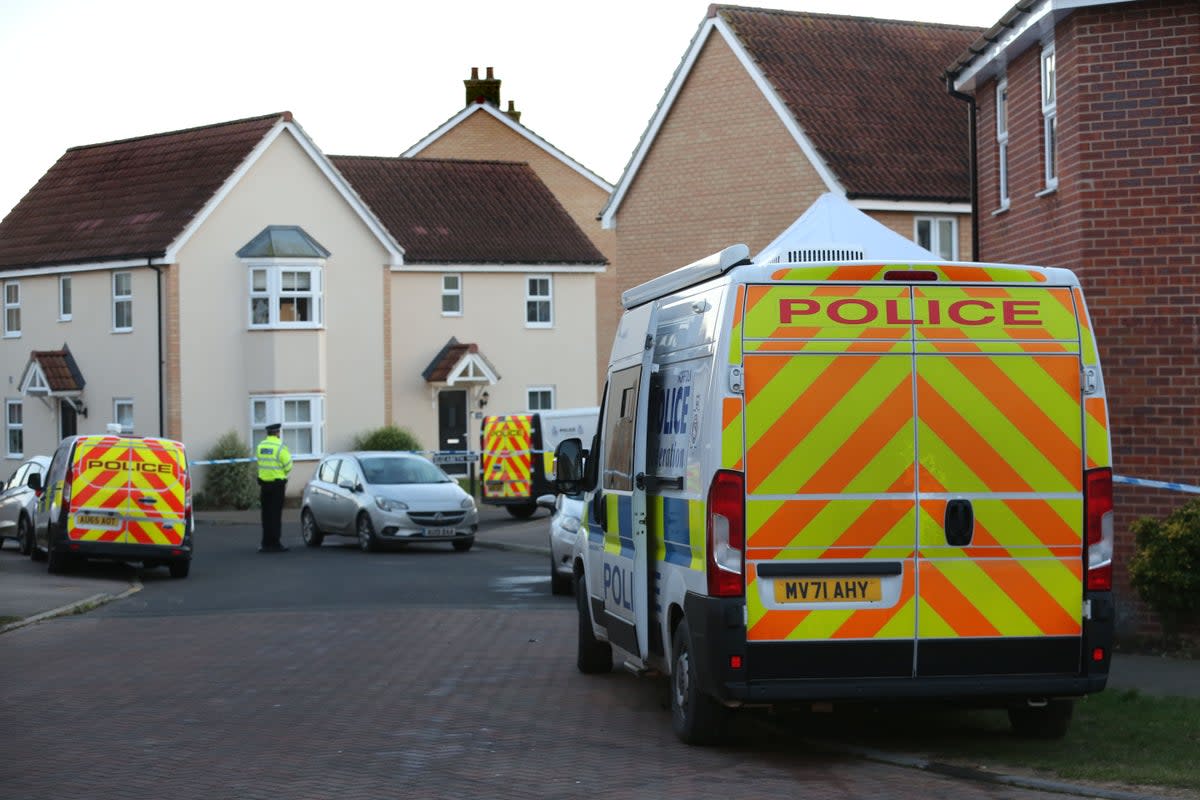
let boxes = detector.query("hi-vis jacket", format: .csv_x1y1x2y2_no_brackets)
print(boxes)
569,245,1114,739
257,435,293,482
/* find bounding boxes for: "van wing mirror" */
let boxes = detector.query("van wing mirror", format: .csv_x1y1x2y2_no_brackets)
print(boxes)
553,437,585,495
27,473,41,493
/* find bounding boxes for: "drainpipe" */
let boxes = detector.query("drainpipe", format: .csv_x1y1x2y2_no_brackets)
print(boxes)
149,259,165,436
945,75,980,261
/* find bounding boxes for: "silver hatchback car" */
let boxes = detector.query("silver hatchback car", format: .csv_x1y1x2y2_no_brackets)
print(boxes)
300,451,478,552
0,455,50,555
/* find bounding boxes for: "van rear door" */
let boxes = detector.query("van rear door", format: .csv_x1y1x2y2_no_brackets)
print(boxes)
740,282,918,680
912,283,1085,677
68,436,188,547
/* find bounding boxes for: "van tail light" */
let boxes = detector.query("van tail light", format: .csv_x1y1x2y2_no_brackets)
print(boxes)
1084,467,1114,591
707,469,745,598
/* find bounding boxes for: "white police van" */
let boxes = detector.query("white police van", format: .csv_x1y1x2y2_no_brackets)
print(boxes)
552,238,1114,745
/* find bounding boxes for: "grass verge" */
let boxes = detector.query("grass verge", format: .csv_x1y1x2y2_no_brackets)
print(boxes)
788,690,1200,793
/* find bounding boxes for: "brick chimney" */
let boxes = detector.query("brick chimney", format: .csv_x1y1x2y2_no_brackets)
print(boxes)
464,66,501,108
504,100,521,124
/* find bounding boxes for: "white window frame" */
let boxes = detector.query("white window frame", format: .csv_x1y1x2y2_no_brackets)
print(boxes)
441,273,463,317
59,275,72,321
527,386,555,411
249,394,324,458
1041,44,1058,191
112,271,133,332
914,217,958,260
3,281,20,338
5,400,22,457
996,77,1010,209
247,261,324,329
525,275,553,329
113,398,134,434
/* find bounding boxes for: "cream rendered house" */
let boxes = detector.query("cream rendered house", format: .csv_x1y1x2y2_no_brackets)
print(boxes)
0,112,604,493
404,68,616,394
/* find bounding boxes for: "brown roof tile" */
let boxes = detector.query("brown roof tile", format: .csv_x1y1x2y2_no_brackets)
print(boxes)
330,156,606,265
0,113,288,270
715,6,981,201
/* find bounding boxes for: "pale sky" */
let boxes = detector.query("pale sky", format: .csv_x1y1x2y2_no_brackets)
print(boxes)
0,0,1016,222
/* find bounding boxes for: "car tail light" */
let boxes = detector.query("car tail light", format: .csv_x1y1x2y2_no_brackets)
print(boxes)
1084,468,1113,591
707,469,745,597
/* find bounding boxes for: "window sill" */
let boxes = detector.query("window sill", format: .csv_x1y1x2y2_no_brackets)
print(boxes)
111,329,132,334
1035,185,1057,198
441,312,463,318
2,333,21,339
525,323,554,330
247,325,325,331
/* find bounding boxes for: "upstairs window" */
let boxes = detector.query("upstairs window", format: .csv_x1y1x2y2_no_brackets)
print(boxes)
525,275,552,328
1041,44,1058,190
3,281,19,337
441,274,463,316
996,78,1010,209
112,272,133,332
249,266,323,328
59,276,73,321
915,217,958,260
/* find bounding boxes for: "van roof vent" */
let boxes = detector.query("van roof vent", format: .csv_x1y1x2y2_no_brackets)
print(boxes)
772,247,865,264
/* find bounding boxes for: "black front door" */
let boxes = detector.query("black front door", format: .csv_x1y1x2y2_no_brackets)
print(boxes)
60,403,77,439
437,390,468,476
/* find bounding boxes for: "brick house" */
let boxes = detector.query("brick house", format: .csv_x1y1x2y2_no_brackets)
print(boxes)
403,68,616,395
600,5,982,361
0,113,603,491
946,0,1199,636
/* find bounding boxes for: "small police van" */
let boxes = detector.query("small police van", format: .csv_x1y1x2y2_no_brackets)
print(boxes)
30,433,193,578
552,244,1115,744
481,407,599,518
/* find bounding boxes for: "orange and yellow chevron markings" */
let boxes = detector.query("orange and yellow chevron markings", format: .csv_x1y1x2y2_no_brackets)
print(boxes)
482,415,534,499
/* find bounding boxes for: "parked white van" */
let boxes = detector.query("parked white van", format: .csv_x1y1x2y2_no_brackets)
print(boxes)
552,243,1115,744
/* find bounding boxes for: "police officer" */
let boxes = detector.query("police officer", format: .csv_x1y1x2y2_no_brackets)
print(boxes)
256,422,293,552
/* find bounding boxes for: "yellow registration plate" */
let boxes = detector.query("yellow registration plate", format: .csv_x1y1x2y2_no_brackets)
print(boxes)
774,577,882,604
75,513,120,529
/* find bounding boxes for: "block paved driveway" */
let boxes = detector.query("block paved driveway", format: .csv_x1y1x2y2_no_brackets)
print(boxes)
0,524,1073,799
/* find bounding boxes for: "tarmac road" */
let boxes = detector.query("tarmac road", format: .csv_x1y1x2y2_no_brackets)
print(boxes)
0,506,1196,800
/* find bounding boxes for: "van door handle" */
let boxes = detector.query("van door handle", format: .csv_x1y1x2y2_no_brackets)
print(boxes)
944,499,974,547
135,496,157,506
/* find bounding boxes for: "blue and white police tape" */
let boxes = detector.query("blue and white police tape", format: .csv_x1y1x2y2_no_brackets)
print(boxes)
1114,475,1200,495
192,450,489,466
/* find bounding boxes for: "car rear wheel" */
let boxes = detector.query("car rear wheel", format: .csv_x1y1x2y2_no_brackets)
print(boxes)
17,515,33,556
169,560,191,579
300,509,324,548
551,558,573,596
451,536,474,552
505,503,537,520
357,513,378,553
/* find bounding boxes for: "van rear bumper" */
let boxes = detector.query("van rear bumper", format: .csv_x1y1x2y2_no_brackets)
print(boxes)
683,592,1112,706
53,538,191,563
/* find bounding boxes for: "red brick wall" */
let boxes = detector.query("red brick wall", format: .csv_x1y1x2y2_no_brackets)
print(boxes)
974,0,1200,637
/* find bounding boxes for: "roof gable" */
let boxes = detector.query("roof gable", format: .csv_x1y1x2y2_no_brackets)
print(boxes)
403,103,613,193
0,113,402,272
603,6,981,225
20,345,85,395
330,156,606,265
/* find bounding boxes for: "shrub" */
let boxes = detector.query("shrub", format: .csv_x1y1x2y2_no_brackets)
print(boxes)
352,425,422,452
198,430,258,510
1129,499,1200,647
